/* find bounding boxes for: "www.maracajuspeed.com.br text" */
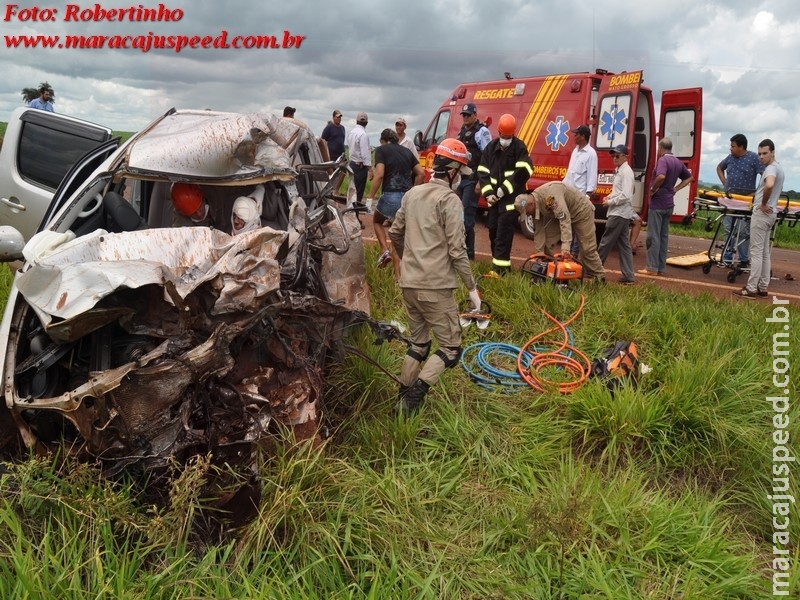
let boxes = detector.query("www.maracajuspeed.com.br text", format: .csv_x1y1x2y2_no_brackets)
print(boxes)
5,30,306,53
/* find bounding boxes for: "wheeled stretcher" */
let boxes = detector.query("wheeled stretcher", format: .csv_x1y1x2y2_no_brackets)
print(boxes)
688,190,800,283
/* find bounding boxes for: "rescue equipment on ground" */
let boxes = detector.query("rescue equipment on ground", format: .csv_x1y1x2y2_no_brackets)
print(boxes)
459,300,492,330
590,340,640,390
521,253,583,285
461,292,591,394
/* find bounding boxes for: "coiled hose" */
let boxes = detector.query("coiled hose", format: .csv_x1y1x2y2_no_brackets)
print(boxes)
460,294,590,393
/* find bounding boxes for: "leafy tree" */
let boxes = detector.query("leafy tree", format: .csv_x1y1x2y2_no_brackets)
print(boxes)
21,82,55,104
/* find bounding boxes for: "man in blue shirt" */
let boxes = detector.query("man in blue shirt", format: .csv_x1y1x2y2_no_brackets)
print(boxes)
320,109,345,160
716,133,763,265
28,85,54,112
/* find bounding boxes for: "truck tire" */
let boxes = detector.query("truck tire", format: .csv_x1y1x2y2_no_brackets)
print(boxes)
519,214,535,240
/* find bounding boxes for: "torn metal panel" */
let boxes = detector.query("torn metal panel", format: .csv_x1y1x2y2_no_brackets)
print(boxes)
16,227,286,327
320,211,371,315
118,110,312,180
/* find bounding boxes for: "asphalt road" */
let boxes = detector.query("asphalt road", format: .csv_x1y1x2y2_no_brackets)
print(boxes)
359,213,800,305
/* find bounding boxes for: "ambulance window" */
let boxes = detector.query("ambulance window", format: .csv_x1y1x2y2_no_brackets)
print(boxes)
662,109,696,159
596,94,632,151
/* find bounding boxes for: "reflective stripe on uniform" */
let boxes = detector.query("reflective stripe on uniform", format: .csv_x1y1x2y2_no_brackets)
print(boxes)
492,257,512,267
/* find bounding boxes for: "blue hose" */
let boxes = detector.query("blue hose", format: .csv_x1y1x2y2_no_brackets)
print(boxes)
461,327,576,392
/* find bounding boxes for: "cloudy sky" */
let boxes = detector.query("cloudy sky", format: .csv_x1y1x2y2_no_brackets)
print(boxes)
2,0,799,189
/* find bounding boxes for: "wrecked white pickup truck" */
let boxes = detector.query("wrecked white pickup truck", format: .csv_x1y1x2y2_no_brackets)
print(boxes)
0,109,375,480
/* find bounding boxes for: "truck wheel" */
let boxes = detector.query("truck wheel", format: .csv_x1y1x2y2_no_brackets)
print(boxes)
519,214,535,240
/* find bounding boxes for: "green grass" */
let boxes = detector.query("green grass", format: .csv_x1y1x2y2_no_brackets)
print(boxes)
1,248,798,598
0,120,133,144
0,265,12,314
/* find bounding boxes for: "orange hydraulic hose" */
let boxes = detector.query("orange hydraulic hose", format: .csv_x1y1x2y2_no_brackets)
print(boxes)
515,293,591,393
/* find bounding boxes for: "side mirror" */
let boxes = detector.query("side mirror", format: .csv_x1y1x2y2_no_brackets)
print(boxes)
0,226,25,262
414,130,427,151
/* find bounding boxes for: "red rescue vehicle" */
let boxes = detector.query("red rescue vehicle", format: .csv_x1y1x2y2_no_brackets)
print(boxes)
414,69,702,237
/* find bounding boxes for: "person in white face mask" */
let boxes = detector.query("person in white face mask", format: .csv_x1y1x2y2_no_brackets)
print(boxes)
476,113,533,275
231,184,265,235
388,138,480,416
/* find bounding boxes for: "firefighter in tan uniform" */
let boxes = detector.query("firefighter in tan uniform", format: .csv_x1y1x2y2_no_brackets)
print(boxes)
389,139,481,415
515,181,605,281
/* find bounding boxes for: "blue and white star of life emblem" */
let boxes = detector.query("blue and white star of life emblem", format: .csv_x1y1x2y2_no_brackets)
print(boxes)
600,104,627,138
545,116,570,151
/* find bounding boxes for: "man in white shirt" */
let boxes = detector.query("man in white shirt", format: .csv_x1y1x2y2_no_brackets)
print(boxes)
563,124,598,256
597,145,636,284
733,138,785,298
395,116,418,159
346,111,372,207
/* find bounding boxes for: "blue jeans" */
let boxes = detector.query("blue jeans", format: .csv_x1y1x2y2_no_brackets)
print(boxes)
645,208,672,273
376,191,404,220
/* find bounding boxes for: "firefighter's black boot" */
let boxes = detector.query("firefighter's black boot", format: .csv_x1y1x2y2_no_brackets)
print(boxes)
398,384,409,399
397,380,430,416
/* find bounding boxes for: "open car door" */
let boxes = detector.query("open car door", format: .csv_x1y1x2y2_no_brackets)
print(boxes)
659,88,703,221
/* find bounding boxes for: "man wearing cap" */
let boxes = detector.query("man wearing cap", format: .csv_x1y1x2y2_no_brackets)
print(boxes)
283,106,296,118
389,139,480,415
597,145,636,284
457,103,492,260
514,181,605,281
321,110,346,160
563,124,598,257
640,138,693,276
394,117,419,159
346,111,373,207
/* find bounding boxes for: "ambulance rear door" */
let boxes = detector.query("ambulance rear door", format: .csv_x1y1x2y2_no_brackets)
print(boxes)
593,71,644,217
659,87,703,221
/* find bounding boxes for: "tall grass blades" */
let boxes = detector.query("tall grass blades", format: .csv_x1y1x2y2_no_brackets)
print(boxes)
0,253,796,597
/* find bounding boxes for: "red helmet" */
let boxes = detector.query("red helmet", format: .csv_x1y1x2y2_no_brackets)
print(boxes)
171,183,203,216
434,138,470,166
498,114,516,136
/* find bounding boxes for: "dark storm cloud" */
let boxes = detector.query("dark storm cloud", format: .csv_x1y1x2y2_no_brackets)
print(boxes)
2,0,798,187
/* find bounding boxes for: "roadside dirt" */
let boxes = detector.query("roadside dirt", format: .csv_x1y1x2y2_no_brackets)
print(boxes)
358,214,800,306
